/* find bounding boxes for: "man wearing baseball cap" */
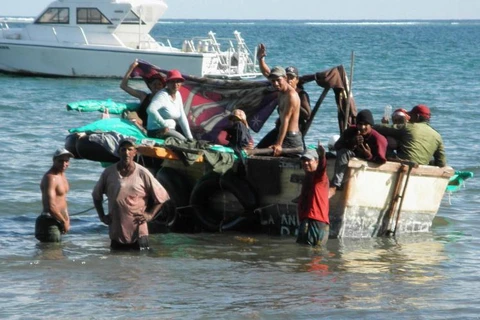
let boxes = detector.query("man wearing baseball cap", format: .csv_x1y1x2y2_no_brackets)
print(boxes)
92,138,169,250
375,104,446,166
256,43,312,148
296,145,330,246
36,148,74,242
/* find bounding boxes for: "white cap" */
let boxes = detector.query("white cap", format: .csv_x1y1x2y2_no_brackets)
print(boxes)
53,148,74,159
328,134,340,151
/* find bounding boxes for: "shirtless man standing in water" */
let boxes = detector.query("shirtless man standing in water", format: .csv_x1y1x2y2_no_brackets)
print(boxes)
267,66,303,156
36,148,74,242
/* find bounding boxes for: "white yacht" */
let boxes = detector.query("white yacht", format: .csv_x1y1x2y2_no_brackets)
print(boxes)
0,0,260,79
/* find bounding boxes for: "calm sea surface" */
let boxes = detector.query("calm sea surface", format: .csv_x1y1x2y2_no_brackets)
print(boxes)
0,19,479,319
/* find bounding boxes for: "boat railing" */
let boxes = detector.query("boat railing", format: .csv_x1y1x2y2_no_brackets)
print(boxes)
22,24,130,47
148,31,259,75
179,31,259,74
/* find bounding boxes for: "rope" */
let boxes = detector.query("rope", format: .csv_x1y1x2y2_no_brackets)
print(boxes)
69,199,107,216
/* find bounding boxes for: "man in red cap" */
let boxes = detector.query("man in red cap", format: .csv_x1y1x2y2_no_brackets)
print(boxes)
375,104,446,167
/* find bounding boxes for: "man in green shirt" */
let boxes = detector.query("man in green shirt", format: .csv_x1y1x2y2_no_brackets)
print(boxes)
375,105,446,167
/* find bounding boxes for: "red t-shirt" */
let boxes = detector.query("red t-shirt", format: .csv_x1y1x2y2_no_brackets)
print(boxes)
297,156,329,224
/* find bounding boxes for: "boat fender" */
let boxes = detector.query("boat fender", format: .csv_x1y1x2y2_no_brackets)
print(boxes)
65,133,81,158
75,133,119,163
150,167,193,233
189,171,257,232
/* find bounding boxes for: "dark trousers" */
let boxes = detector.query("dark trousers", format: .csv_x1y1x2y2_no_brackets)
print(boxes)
110,236,150,251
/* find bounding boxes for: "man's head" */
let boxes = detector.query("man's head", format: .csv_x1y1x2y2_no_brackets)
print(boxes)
285,66,300,88
268,66,288,91
300,149,319,172
228,109,249,128
146,73,166,92
165,69,185,92
408,104,431,122
117,138,137,163
391,108,410,125
356,109,374,135
52,148,74,170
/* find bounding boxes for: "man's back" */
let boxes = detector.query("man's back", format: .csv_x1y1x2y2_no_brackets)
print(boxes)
398,122,446,166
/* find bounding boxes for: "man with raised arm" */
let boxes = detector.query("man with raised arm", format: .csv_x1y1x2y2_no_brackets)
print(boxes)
266,66,304,156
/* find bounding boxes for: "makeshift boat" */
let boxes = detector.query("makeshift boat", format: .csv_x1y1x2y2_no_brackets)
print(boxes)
65,63,467,238
0,0,260,79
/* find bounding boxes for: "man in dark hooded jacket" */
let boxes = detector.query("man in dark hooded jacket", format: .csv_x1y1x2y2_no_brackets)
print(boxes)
329,109,388,198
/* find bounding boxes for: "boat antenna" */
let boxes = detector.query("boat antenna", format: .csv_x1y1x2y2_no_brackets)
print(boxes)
343,51,355,131
137,6,142,49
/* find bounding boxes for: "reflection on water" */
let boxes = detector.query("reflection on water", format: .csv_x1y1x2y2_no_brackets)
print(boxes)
335,236,446,285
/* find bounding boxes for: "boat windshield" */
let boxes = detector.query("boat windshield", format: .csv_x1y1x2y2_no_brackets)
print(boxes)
77,8,111,24
36,8,69,24
121,10,146,25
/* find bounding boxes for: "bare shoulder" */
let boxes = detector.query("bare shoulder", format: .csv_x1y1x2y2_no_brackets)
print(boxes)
287,86,300,104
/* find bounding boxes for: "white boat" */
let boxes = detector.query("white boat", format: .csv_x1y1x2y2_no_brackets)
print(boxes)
0,0,260,79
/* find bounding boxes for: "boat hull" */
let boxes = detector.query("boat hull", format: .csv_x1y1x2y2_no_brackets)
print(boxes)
142,147,454,238
0,41,210,78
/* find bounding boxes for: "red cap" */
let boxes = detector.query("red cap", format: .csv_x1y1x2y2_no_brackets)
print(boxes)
392,108,411,121
409,104,431,119
166,69,185,82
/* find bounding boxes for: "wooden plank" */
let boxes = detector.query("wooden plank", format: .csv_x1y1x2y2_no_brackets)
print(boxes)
136,145,204,163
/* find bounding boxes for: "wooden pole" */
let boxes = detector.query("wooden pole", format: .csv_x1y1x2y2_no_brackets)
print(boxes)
343,51,355,131
246,147,304,156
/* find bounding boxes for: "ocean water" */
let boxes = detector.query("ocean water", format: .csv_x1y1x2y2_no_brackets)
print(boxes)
0,19,480,319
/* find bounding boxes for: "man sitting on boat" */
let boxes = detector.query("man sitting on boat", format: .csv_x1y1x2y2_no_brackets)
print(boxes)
375,105,446,167
262,66,304,156
329,109,388,198
256,43,312,148
120,60,165,131
226,109,254,151
380,108,411,158
146,70,193,141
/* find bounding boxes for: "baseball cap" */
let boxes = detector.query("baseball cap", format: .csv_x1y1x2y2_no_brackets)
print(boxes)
53,148,74,159
118,137,137,148
268,66,286,79
300,149,318,161
409,104,431,119
285,66,299,77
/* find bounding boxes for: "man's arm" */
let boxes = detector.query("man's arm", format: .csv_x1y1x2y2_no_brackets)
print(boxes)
271,93,298,156
434,138,447,167
120,60,147,101
177,97,194,140
256,43,271,78
92,175,111,225
299,91,311,120
147,93,168,128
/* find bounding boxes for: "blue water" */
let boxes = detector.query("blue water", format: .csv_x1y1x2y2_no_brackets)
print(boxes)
0,19,479,319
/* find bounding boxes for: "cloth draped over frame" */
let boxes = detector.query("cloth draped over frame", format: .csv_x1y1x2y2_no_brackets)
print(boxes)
130,60,357,142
